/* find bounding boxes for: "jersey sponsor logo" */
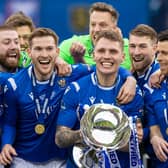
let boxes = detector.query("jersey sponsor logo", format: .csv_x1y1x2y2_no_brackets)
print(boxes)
28,92,34,100
89,96,96,104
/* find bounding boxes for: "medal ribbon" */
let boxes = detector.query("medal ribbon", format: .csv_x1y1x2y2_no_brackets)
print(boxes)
31,67,56,123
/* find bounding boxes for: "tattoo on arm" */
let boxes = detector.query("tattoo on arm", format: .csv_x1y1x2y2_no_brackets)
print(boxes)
55,126,82,148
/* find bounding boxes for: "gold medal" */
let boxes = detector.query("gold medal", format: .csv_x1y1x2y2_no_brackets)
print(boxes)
35,124,45,135
166,128,168,135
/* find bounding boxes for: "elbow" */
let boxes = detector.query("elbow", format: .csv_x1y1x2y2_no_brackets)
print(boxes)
55,134,63,148
55,133,66,148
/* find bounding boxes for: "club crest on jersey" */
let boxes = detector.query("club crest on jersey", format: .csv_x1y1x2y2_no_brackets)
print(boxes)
57,78,66,87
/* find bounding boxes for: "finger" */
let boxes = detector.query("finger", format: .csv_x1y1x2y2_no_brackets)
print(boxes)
118,94,130,104
162,143,168,154
157,145,168,162
117,91,125,103
0,154,7,165
1,152,11,165
151,83,161,88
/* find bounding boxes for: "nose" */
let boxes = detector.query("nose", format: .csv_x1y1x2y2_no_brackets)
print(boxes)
104,51,111,59
157,53,163,63
10,41,19,50
134,47,141,55
94,24,101,32
19,37,24,45
41,49,49,57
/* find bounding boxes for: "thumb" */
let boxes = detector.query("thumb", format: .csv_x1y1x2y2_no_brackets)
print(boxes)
9,146,17,156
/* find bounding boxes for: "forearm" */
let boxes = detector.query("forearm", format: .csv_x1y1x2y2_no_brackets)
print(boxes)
1,125,16,147
55,126,82,148
150,125,162,138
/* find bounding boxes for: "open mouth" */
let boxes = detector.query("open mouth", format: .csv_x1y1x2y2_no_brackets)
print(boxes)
101,62,114,67
7,52,19,60
39,60,50,65
132,57,144,62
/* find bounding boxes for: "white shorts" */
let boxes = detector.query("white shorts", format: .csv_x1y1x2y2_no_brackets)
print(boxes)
0,164,4,168
10,157,66,168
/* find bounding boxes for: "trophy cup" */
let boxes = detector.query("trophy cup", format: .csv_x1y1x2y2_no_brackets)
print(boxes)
73,103,131,168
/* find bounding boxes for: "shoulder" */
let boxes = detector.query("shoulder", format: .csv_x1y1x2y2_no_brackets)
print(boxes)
67,72,93,94
7,67,30,90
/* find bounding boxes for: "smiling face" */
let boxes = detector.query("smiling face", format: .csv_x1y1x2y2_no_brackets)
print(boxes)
16,25,32,51
157,41,168,76
89,11,117,45
0,30,20,72
29,36,59,81
94,37,124,77
129,35,156,75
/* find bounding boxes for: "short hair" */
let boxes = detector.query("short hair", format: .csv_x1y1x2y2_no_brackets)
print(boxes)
158,29,168,42
0,25,17,32
94,30,124,49
129,24,157,44
29,28,59,47
5,11,35,32
89,2,119,23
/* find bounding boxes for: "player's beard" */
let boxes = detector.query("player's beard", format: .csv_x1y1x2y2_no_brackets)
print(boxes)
0,50,20,72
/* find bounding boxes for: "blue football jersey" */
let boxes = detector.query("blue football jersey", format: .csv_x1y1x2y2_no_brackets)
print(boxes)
133,60,159,92
57,72,144,168
144,78,168,168
2,64,94,162
0,72,13,122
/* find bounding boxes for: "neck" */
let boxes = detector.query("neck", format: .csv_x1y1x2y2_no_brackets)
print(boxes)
96,72,117,87
0,65,17,73
33,69,54,81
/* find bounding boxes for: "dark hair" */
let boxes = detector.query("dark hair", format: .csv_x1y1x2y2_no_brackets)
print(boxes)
5,11,35,32
94,30,124,49
158,29,168,42
89,2,119,23
129,24,157,44
29,28,59,47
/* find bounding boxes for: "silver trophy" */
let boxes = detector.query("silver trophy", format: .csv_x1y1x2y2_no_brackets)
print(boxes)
73,103,131,167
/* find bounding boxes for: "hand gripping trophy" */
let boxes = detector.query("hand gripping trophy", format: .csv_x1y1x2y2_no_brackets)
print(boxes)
73,104,142,168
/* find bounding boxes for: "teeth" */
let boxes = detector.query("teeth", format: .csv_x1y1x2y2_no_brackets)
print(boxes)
102,62,112,66
133,56,144,62
39,60,50,64
9,53,17,57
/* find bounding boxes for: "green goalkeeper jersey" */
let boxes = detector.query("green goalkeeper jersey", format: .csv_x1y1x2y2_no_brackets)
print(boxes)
59,34,131,70
18,51,32,68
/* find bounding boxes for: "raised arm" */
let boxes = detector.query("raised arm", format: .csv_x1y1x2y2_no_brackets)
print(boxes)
117,67,136,104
